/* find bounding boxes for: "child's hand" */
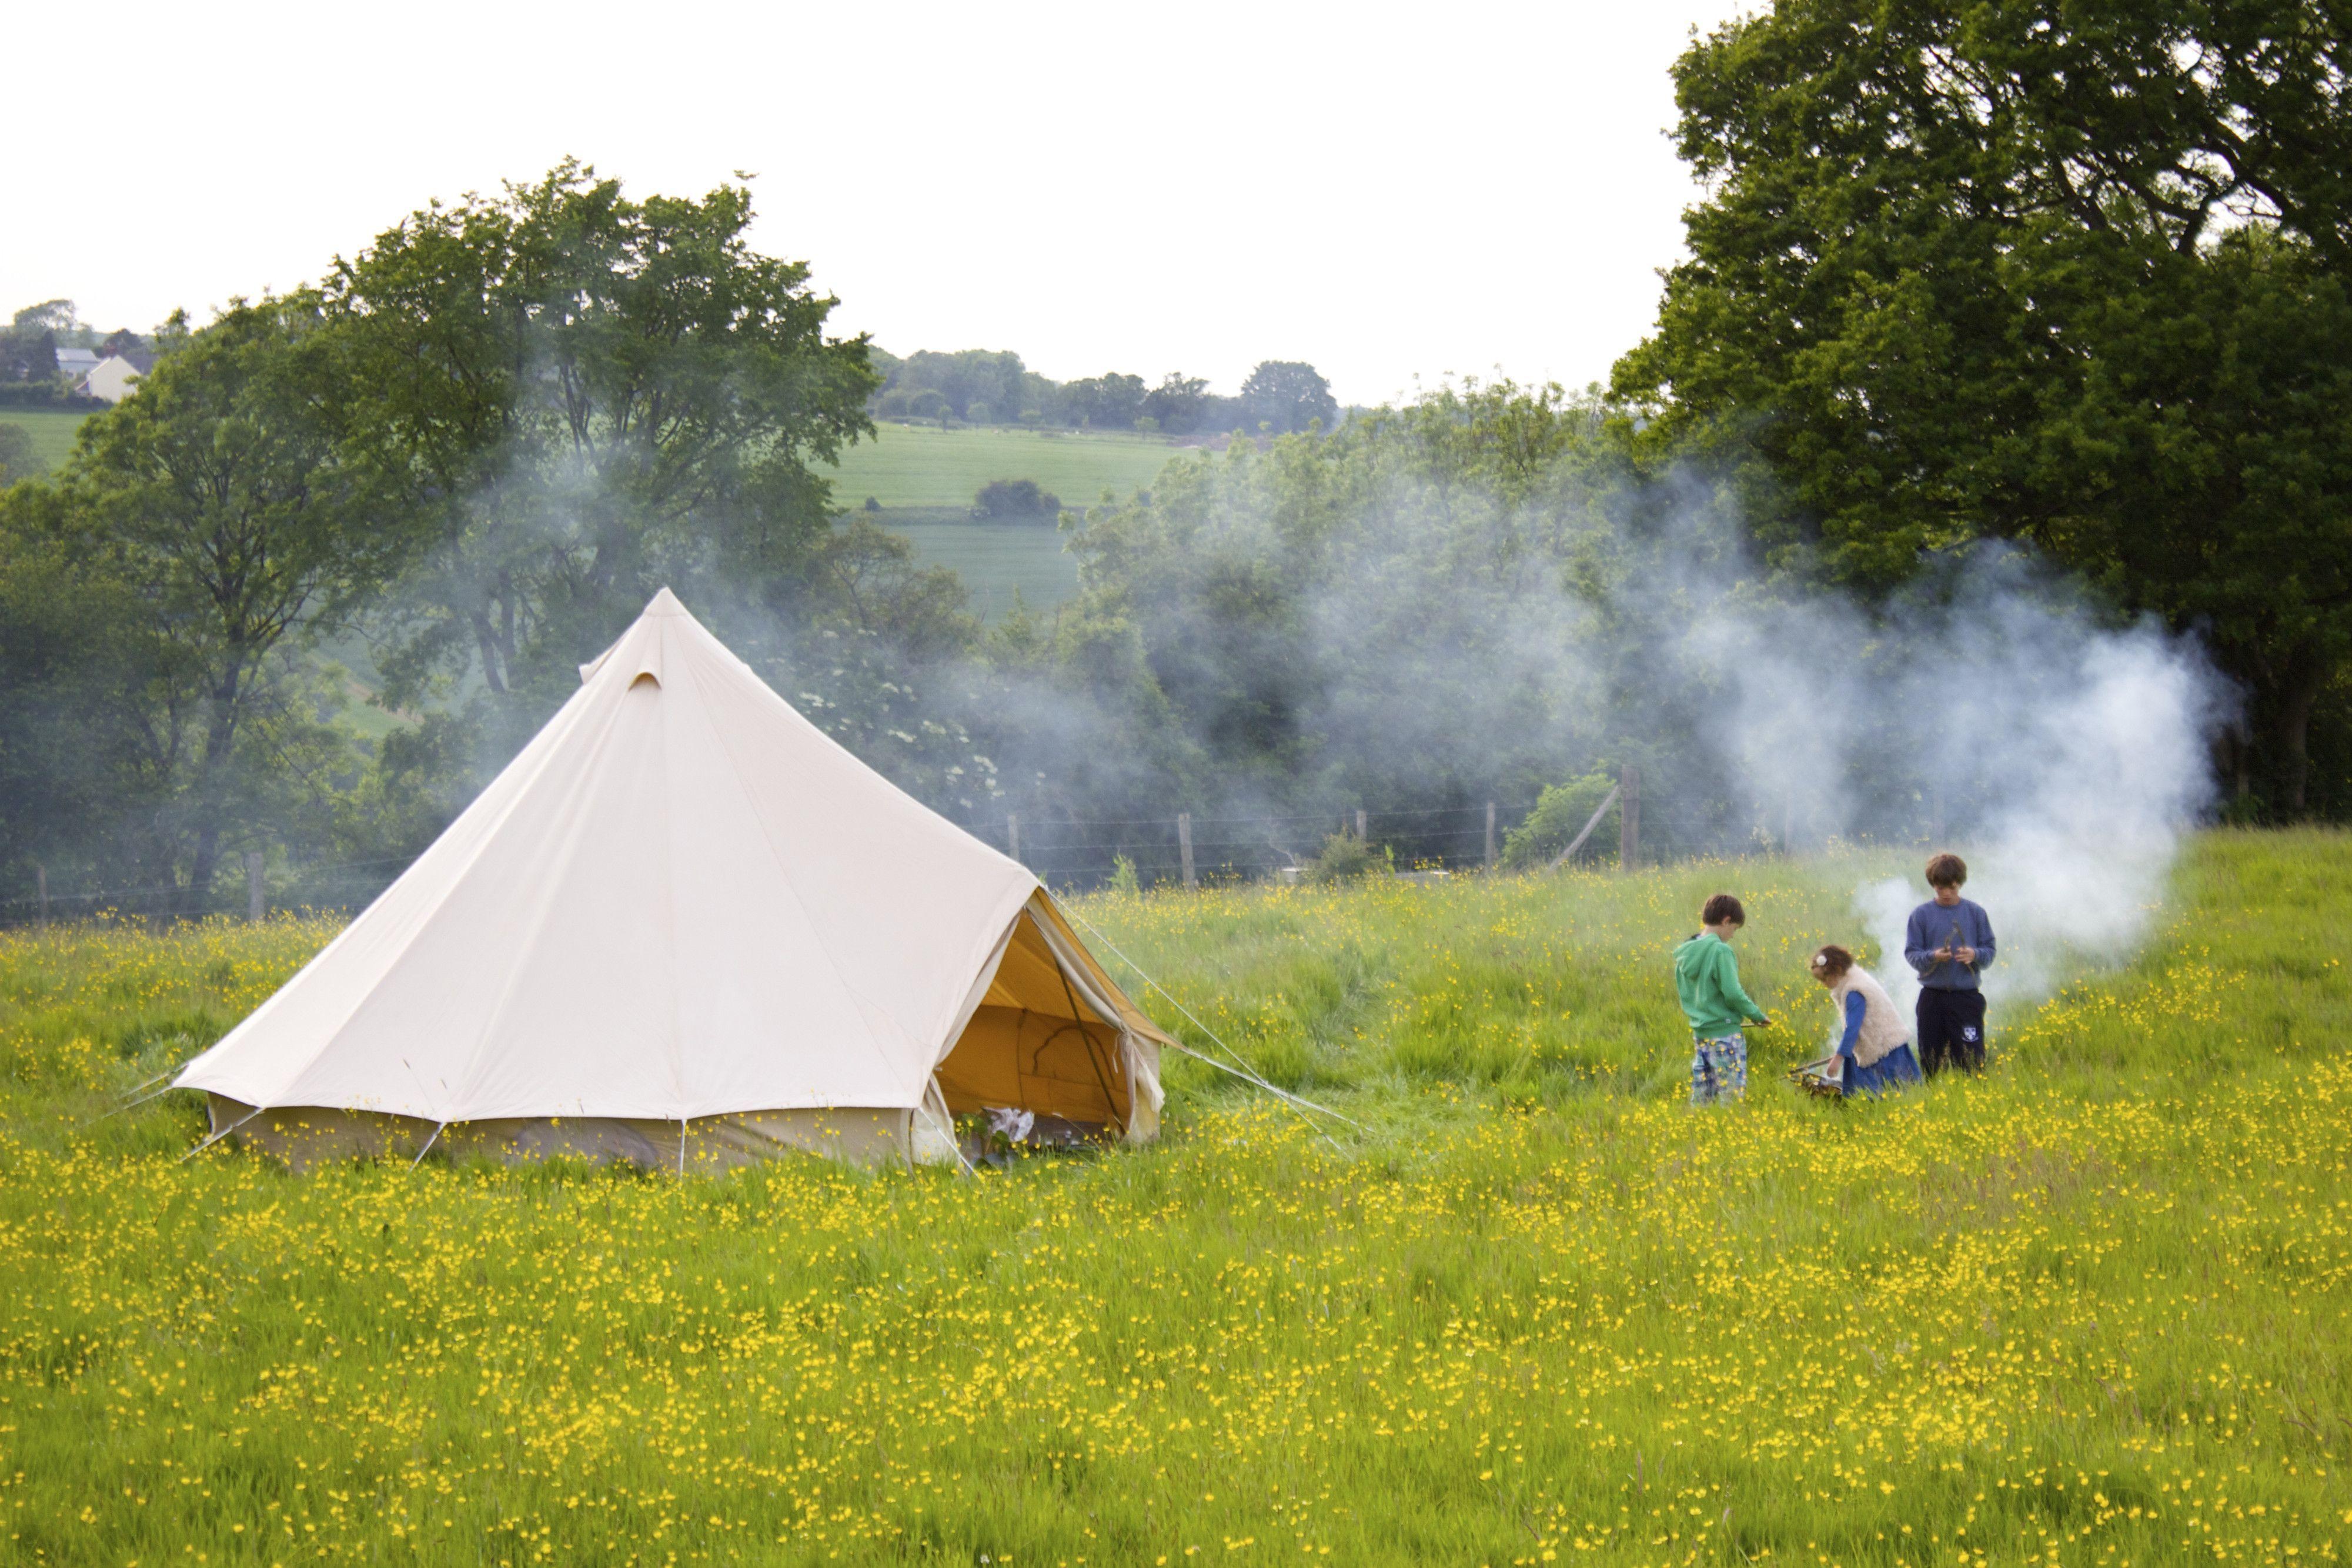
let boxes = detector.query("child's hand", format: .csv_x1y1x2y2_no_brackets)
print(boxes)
1752,1015,1773,1029
1956,945,1977,965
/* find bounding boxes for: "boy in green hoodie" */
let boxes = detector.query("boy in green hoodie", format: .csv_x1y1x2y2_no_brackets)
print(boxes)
1673,892,1773,1105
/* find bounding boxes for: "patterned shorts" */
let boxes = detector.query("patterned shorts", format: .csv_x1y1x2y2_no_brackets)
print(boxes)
1690,1032,1748,1105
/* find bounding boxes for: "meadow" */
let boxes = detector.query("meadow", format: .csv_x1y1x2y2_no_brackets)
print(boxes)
886,521,1081,621
0,409,93,476
823,425,1181,511
828,424,1185,618
0,831,2345,1565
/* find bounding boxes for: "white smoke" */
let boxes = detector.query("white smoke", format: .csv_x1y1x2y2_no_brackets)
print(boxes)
855,432,2234,1005
1848,593,2227,1012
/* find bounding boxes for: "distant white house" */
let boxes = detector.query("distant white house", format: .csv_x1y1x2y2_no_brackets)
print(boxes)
54,347,101,380
82,355,141,403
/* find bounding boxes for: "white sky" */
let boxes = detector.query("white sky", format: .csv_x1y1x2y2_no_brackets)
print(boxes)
9,1,1743,406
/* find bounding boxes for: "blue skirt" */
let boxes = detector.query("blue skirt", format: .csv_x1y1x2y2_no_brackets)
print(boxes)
1842,1041,1923,1097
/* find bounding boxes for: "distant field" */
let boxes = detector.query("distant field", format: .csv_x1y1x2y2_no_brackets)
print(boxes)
823,422,1181,509
0,408,92,476
889,518,1081,620
0,409,1099,619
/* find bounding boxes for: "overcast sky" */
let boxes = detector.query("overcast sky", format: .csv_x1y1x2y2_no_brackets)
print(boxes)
10,1,1743,406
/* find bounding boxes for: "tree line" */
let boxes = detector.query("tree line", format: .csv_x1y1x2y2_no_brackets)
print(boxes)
3,0,2347,917
870,349,1339,436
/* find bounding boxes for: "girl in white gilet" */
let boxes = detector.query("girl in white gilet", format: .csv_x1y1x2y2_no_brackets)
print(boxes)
1808,944,1924,1097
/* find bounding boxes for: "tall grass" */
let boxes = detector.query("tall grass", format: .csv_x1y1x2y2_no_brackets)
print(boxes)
0,833,2344,1564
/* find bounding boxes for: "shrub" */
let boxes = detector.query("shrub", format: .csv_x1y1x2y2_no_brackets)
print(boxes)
1304,831,1391,884
971,479,1062,520
905,389,949,420
1499,770,1620,869
964,402,992,424
863,496,881,512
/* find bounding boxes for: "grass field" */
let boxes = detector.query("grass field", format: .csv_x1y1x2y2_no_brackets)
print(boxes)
888,519,1081,620
823,424,1183,511
831,425,1178,617
1,832,2346,1564
0,412,1122,616
0,409,92,477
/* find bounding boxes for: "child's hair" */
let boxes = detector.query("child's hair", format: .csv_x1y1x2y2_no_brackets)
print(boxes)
1925,852,1968,888
1810,944,1856,978
1700,893,1746,927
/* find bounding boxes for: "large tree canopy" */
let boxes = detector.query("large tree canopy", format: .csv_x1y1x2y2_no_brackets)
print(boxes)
325,161,884,730
1616,0,2352,813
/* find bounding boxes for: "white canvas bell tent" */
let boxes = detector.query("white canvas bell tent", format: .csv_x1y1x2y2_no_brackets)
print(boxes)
173,588,1168,1171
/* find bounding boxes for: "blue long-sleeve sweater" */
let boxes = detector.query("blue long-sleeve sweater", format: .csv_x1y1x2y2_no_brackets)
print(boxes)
1905,897,1997,991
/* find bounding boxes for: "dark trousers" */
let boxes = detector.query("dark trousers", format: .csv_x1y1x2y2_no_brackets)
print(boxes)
1916,987,1987,1076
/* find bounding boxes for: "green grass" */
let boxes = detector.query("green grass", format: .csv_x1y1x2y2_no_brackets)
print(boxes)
888,519,1080,620
824,423,1182,510
0,408,93,477
0,832,2347,1564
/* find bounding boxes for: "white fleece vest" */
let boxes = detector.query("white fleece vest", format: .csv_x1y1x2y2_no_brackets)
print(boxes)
1828,967,1909,1066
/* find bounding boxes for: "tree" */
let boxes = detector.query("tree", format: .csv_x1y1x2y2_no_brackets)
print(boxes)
11,300,76,335
1141,373,1211,434
323,161,882,735
0,327,56,385
97,327,149,367
0,489,176,892
972,478,1061,520
1065,372,1145,430
891,349,1025,422
1616,0,2352,815
58,296,407,909
1238,360,1337,434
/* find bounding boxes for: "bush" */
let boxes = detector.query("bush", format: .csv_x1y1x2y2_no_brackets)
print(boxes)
905,388,949,420
0,383,105,411
971,478,1062,521
863,496,881,512
1107,855,1141,895
1304,832,1391,884
964,402,992,424
1499,770,1620,869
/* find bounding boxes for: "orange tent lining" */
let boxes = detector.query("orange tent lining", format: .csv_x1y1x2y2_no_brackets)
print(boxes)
933,907,1132,1127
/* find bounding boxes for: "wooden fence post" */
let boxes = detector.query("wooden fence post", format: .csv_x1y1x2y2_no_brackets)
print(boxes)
35,863,47,928
1355,807,1368,841
1007,814,1022,865
1619,764,1641,871
1177,813,1197,888
1485,801,1497,868
245,851,266,922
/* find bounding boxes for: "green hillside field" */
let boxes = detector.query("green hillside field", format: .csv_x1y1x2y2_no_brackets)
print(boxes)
0,407,93,476
0,413,1147,616
1,830,2346,1563
823,422,1182,509
827,424,1184,618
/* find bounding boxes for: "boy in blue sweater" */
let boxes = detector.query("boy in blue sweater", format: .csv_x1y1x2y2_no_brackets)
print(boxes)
1905,852,1997,1076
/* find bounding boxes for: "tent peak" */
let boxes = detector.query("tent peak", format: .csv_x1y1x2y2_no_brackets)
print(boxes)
644,587,688,617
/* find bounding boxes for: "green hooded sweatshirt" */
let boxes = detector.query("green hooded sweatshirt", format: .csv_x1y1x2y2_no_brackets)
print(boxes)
1673,931,1766,1038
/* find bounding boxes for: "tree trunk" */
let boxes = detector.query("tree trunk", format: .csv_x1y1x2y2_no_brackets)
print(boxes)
184,666,246,918
2275,644,2327,817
